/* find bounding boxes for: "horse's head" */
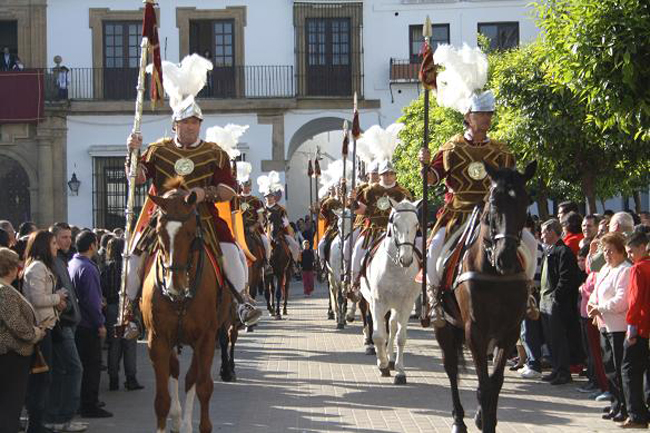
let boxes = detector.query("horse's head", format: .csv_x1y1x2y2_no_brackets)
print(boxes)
387,198,420,267
149,177,199,295
268,210,284,237
483,161,537,275
333,208,353,238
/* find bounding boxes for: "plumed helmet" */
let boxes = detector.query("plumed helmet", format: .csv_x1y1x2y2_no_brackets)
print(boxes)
378,160,395,175
468,90,495,113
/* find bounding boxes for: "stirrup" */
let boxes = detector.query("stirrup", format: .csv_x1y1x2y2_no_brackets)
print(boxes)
238,303,262,327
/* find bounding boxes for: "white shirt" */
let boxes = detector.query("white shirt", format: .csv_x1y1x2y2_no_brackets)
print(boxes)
589,261,632,333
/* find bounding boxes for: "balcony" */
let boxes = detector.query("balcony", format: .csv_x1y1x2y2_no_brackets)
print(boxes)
389,58,419,83
42,65,296,102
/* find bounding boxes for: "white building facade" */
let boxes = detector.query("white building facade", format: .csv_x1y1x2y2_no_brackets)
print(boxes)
46,0,540,228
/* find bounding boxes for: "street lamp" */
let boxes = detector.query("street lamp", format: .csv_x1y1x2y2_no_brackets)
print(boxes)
67,172,81,196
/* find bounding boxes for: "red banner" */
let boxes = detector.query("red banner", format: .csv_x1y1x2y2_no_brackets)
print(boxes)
0,70,45,124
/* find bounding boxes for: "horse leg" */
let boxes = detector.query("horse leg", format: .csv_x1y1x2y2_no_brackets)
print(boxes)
392,308,410,385
467,324,491,432
436,324,467,433
229,325,238,382
181,354,198,433
169,352,182,433
218,326,233,382
282,269,289,316
371,302,390,377
336,283,347,329
387,311,398,370
483,334,518,433
274,273,282,318
149,338,173,433
360,299,375,355
346,297,356,323
195,335,217,433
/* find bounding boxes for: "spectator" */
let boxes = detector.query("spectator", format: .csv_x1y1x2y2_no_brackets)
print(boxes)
18,221,37,238
557,201,579,222
588,232,631,422
520,217,544,379
0,247,46,433
22,230,69,433
0,220,16,247
56,66,69,100
604,209,615,218
580,214,600,249
576,245,608,396
0,227,9,248
0,46,17,71
621,232,650,428
589,212,634,273
639,211,650,228
101,237,143,392
561,211,584,255
300,240,315,297
69,231,112,418
97,233,113,272
539,218,581,385
45,222,86,433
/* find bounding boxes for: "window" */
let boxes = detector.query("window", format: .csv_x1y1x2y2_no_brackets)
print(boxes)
190,19,236,97
103,21,142,100
305,18,351,96
409,24,449,63
93,157,149,230
478,22,519,51
0,21,18,57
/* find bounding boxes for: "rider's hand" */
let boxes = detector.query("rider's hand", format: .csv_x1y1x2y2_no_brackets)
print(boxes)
190,187,206,203
127,133,143,151
418,148,431,166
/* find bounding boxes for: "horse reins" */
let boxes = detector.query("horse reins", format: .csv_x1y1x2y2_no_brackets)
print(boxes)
386,207,420,266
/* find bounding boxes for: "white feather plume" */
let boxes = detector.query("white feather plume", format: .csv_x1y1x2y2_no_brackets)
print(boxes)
205,124,249,159
361,123,405,162
257,171,284,196
236,161,252,183
147,54,213,110
318,159,353,197
433,44,488,113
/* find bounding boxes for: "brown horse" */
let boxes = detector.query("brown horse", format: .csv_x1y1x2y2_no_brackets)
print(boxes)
435,161,536,433
264,212,292,319
245,231,266,301
140,180,232,433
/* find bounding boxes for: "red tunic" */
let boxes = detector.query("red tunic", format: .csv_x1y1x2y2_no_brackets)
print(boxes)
626,257,650,339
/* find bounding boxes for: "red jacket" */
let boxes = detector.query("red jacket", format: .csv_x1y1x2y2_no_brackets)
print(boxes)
563,232,584,256
626,257,650,339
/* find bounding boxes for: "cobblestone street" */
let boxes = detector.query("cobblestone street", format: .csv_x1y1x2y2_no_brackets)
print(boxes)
91,281,614,432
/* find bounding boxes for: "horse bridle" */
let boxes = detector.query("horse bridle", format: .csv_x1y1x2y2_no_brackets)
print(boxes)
386,207,419,264
484,191,524,270
156,209,205,300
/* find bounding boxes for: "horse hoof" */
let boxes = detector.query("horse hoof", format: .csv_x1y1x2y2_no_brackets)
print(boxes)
451,423,467,433
336,323,345,330
474,410,483,430
365,345,376,355
379,367,391,377
283,309,287,315
388,360,396,370
327,312,335,320
346,315,355,323
393,374,406,385
274,314,282,320
245,326,254,333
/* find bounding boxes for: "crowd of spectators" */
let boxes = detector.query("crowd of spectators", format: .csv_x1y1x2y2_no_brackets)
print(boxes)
0,220,143,433
512,204,650,429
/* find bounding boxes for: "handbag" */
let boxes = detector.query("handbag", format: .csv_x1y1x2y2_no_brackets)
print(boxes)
30,344,49,374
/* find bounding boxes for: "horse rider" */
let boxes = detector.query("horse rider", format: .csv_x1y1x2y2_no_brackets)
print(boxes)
263,189,301,263
125,99,262,327
238,177,271,266
419,90,538,327
349,160,412,296
317,182,344,268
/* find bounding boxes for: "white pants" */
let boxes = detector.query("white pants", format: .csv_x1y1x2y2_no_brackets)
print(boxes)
260,233,271,261
351,234,367,282
343,227,361,274
317,236,328,263
125,242,249,301
285,235,301,262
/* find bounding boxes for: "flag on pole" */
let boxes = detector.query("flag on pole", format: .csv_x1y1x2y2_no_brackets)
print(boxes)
352,92,361,139
419,41,438,91
142,1,164,106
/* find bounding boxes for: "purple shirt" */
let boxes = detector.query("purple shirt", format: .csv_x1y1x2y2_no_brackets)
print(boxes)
68,254,105,330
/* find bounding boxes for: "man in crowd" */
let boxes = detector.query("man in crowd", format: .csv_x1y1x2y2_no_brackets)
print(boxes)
0,220,16,247
557,201,580,224
69,231,112,418
580,214,600,249
621,232,650,428
588,212,635,273
539,218,582,385
45,222,86,432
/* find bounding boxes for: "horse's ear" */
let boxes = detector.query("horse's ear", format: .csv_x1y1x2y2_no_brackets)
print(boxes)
484,162,498,181
149,194,166,209
412,198,423,209
185,191,197,206
389,197,400,209
523,161,537,182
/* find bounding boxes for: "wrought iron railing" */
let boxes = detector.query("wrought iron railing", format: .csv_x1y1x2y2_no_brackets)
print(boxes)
43,65,296,101
389,58,419,83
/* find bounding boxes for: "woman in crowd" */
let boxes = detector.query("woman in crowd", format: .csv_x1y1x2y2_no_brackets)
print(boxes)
22,230,68,433
588,232,632,423
101,237,143,392
0,247,46,433
300,240,315,297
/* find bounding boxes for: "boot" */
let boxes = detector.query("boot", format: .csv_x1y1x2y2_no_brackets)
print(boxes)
124,376,144,391
109,375,119,391
428,285,446,328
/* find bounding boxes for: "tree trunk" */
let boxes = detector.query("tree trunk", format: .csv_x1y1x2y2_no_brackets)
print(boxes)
536,179,550,220
581,172,597,215
633,190,642,214
600,198,607,214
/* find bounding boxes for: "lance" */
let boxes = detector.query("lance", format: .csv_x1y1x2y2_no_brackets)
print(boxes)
347,93,361,285
307,159,314,242
418,16,437,325
314,157,322,255
117,0,160,336
340,121,349,282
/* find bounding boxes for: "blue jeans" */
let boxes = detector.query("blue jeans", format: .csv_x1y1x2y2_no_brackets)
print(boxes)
521,317,543,372
26,331,52,433
106,303,137,379
46,326,83,424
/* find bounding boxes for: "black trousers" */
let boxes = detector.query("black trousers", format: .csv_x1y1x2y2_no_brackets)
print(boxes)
622,336,650,423
0,351,31,433
26,331,52,433
601,331,627,416
75,326,101,412
541,307,571,377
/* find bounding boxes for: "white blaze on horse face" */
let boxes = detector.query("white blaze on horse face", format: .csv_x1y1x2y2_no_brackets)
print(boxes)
165,221,183,292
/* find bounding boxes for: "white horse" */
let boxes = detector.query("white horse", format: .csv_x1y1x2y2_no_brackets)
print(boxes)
361,199,420,384
326,208,353,329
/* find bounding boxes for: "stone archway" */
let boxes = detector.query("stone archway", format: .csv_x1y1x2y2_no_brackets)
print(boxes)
0,155,31,227
286,116,350,162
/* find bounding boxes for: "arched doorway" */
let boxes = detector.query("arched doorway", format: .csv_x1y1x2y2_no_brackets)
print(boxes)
0,155,31,227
